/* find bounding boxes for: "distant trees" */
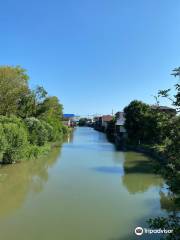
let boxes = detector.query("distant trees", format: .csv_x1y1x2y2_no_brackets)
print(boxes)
79,118,88,126
0,65,69,164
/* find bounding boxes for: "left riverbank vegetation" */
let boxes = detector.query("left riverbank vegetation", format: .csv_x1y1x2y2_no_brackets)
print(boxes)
0,65,70,164
92,67,180,239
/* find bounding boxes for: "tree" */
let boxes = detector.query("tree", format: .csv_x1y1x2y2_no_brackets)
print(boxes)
17,91,36,118
158,67,180,111
0,66,29,115
24,118,50,146
124,100,151,144
17,86,47,118
148,67,180,239
124,100,171,145
37,96,64,141
36,96,63,119
78,118,88,126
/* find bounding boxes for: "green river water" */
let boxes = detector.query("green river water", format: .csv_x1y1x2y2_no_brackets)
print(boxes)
0,127,169,240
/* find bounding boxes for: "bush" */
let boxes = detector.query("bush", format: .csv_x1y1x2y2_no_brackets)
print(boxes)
2,122,28,163
26,144,51,159
42,121,54,141
0,115,24,127
61,125,69,135
0,123,7,161
25,117,49,146
39,116,65,141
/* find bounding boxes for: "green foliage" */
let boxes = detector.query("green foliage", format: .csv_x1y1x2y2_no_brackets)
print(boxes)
0,115,26,129
34,86,47,103
17,91,36,118
36,96,63,119
148,68,180,236
0,124,7,160
36,96,64,141
124,100,171,145
44,117,64,141
162,116,180,197
147,110,170,144
79,118,88,126
0,66,29,115
124,100,151,144
26,144,51,159
61,125,70,135
158,67,180,111
148,215,180,240
25,117,50,146
0,65,68,164
0,118,29,164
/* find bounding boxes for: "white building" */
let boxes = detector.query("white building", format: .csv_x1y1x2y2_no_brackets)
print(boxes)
115,112,126,133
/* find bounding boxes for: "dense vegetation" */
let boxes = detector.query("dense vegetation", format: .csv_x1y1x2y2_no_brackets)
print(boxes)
0,65,69,164
124,68,180,239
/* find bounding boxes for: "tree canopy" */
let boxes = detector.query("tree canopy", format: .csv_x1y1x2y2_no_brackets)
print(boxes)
0,66,29,115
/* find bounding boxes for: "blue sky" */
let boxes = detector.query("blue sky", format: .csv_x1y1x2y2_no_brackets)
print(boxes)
1,0,180,115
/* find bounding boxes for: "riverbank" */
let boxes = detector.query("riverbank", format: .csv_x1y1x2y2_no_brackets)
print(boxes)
0,132,71,166
0,66,71,165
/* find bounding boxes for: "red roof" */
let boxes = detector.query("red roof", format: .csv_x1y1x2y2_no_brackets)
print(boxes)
102,115,113,122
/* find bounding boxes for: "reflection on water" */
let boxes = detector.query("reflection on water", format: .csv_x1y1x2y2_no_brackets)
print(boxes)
0,146,61,217
0,127,171,240
92,166,124,174
122,151,164,194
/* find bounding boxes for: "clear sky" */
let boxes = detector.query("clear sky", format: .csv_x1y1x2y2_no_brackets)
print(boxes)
1,0,180,115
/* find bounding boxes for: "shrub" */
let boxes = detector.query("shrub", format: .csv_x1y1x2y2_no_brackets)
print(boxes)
61,125,69,135
42,121,54,142
2,122,28,163
26,144,51,159
0,115,24,127
0,123,7,161
24,117,49,146
39,116,64,141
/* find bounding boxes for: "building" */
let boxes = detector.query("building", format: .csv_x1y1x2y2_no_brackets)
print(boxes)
93,115,113,132
63,114,75,127
114,112,127,149
115,112,126,134
151,105,176,116
101,115,113,131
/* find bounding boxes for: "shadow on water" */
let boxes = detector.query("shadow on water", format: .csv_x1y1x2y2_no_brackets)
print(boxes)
0,145,62,218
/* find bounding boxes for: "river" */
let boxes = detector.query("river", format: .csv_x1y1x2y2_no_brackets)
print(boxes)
0,127,169,240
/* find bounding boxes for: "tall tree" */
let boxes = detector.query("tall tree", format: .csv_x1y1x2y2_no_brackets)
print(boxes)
0,66,29,115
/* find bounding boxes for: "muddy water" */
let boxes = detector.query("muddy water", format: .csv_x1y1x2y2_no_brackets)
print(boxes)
0,127,168,240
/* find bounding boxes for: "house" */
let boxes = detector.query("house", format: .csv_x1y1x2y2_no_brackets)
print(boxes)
151,105,176,116
115,112,126,134
93,115,113,132
93,116,102,131
114,112,127,149
101,115,113,131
